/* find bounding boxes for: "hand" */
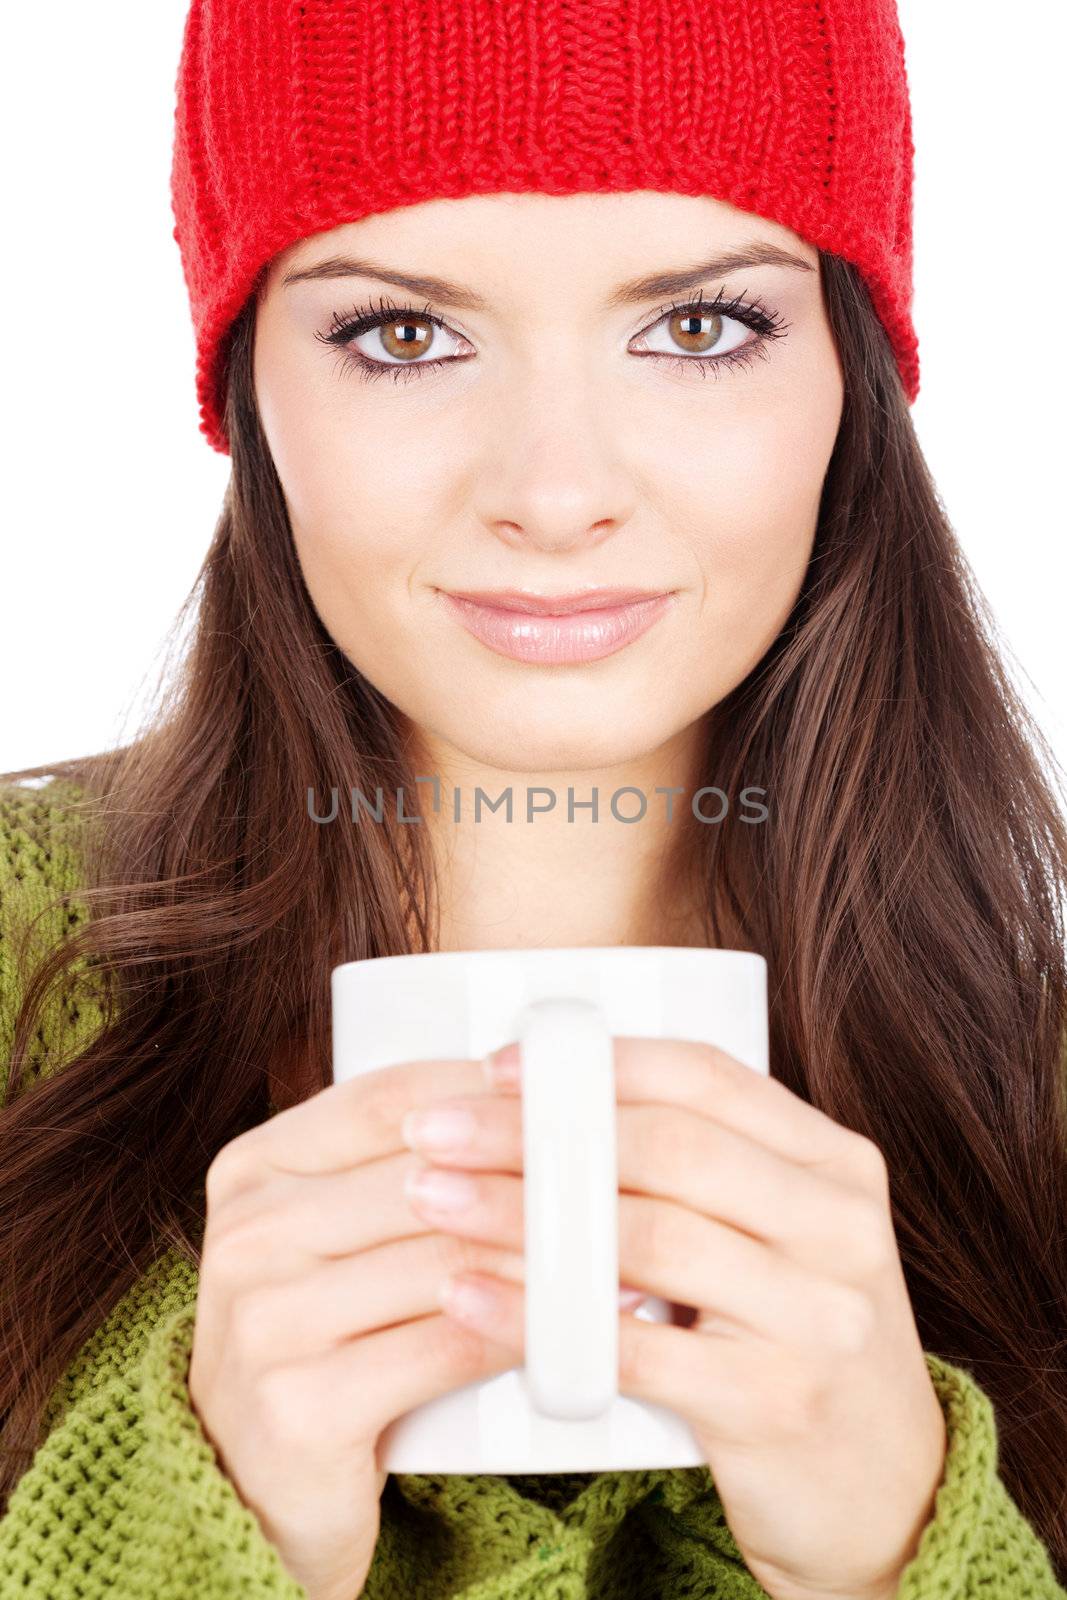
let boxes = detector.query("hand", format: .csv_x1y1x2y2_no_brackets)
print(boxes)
189,1056,529,1600
400,1035,948,1600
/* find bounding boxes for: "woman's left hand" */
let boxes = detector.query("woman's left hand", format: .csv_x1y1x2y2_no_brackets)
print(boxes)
400,1035,948,1600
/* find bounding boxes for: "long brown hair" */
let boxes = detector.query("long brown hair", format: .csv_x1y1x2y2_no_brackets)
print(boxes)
2,252,1066,1571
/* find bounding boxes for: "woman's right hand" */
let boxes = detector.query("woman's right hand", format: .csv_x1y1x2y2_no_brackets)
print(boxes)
188,1055,525,1600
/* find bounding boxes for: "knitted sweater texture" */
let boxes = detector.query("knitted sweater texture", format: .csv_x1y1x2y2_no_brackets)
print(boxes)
0,777,1063,1599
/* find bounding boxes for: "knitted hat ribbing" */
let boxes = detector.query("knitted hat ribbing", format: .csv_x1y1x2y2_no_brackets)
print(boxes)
170,0,919,456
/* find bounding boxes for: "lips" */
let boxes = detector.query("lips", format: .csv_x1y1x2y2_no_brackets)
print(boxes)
436,587,678,665
442,587,671,616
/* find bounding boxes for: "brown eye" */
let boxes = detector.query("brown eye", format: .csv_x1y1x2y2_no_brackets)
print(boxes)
374,316,436,361
321,289,787,385
318,299,473,383
635,307,749,362
671,311,724,352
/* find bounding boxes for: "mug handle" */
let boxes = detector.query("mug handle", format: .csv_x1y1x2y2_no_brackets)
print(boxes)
515,996,620,1419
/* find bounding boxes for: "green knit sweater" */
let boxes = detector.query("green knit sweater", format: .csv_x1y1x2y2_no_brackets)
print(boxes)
0,777,1063,1600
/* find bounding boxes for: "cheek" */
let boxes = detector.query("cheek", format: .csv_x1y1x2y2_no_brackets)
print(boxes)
267,409,452,649
256,319,455,542
291,500,418,665
682,404,832,668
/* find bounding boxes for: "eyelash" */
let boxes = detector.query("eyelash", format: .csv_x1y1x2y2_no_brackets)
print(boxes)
315,286,790,386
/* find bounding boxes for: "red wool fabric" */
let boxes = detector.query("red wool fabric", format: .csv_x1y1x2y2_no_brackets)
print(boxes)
170,0,920,456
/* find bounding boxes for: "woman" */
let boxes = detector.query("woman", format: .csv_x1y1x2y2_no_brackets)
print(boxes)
1,1,1065,1597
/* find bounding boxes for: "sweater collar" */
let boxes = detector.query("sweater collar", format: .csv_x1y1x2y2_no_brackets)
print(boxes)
382,1466,748,1597
369,1465,758,1600
392,1460,722,1543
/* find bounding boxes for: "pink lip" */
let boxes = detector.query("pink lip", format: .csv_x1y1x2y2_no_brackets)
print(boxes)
437,587,677,664
444,586,668,616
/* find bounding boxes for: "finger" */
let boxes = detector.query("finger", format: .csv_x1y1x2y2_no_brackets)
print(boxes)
614,1194,880,1351
216,1236,530,1369
208,1056,499,1205
487,1035,875,1190
405,1165,525,1253
401,1095,888,1279
203,1150,454,1291
435,1272,660,1351
413,1169,864,1350
435,1270,767,1446
254,1308,524,1453
612,1103,894,1278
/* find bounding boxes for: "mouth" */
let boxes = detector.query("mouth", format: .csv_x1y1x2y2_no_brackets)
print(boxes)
434,585,679,665
441,586,673,616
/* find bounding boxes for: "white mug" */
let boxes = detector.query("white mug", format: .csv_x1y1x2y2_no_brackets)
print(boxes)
331,945,769,1474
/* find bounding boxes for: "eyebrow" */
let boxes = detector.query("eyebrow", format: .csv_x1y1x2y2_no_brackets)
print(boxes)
280,240,815,311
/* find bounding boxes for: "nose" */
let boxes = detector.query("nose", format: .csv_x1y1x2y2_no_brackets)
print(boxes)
470,368,639,556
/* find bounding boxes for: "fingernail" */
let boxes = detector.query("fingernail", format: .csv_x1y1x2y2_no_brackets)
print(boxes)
406,1166,479,1211
402,1107,477,1151
439,1274,497,1323
482,1041,521,1087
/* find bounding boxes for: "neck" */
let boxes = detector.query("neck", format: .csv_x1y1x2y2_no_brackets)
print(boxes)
408,721,716,954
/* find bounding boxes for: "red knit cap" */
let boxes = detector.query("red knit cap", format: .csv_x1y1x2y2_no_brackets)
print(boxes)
170,0,919,456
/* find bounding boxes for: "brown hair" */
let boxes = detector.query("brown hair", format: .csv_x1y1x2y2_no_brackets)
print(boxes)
2,253,1066,1571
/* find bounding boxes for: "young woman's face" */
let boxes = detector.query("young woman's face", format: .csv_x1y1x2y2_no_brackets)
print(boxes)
254,191,843,772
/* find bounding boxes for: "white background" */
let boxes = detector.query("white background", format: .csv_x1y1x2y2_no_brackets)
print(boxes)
2,3,1064,787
